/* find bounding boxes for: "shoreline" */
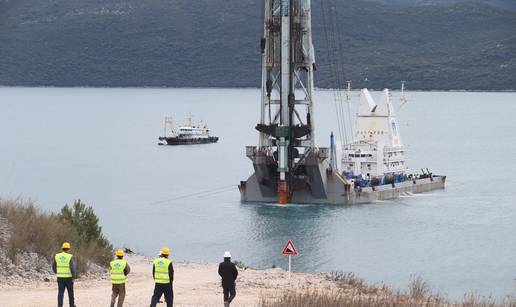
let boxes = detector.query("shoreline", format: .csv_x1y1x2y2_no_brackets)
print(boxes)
0,253,340,306
2,253,512,306
0,85,515,93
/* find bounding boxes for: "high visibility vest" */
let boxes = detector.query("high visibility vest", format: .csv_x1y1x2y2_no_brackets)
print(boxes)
55,252,73,278
110,259,127,284
153,257,172,284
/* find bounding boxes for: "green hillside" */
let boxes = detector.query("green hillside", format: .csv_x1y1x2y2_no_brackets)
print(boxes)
0,0,514,90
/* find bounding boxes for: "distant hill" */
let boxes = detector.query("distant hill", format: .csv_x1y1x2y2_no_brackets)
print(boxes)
366,0,516,11
0,0,515,90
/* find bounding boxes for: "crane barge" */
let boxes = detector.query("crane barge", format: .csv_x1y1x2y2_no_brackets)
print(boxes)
239,0,445,205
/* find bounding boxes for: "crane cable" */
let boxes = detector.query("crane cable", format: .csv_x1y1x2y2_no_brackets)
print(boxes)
319,0,346,145
319,0,351,144
331,0,355,139
147,185,236,206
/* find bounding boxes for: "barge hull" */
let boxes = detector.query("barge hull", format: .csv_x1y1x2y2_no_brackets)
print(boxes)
239,173,446,205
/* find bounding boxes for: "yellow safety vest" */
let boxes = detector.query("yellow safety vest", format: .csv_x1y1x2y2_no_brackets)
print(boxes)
55,252,73,278
110,259,127,284
153,257,172,284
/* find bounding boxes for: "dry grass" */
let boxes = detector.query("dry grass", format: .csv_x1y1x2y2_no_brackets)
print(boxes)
0,199,71,261
261,290,515,307
261,288,413,307
408,274,431,301
261,272,516,307
0,198,111,275
331,271,368,291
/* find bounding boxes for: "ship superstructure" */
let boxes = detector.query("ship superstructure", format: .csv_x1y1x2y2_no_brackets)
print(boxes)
342,89,407,183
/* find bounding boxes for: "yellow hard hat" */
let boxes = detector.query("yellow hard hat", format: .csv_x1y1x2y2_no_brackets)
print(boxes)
62,242,71,249
160,247,170,256
116,249,124,257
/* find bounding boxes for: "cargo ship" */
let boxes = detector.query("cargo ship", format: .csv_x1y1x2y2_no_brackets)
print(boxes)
158,115,218,145
335,87,446,204
238,0,445,205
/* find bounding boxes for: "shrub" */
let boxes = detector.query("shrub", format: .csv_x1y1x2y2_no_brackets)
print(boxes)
59,199,110,249
0,198,112,276
0,199,72,262
58,199,113,272
234,260,248,270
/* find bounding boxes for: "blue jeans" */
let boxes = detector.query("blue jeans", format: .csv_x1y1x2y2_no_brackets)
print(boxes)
57,278,75,307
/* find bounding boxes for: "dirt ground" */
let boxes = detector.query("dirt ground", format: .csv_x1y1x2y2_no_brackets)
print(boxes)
0,254,336,307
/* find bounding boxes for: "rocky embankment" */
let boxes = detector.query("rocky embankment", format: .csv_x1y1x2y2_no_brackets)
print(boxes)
0,215,105,288
0,216,53,285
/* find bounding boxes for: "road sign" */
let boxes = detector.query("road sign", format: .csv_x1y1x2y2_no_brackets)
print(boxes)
281,240,298,255
282,240,298,281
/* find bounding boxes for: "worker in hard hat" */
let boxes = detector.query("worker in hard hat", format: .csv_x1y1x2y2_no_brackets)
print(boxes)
218,251,238,307
52,242,76,307
110,249,131,307
150,247,174,307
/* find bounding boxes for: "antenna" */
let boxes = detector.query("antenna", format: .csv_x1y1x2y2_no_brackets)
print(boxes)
346,81,351,103
164,117,173,137
188,112,193,127
399,81,408,110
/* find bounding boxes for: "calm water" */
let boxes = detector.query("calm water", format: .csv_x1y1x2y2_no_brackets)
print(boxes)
0,87,515,298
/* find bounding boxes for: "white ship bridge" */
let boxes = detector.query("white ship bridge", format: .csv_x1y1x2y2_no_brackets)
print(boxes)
342,89,407,180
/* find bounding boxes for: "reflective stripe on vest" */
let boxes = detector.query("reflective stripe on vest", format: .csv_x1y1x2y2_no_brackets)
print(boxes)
55,252,73,278
153,257,171,284
110,259,127,284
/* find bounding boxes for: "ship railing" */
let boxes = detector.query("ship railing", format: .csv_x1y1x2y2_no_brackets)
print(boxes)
383,157,405,162
383,146,406,152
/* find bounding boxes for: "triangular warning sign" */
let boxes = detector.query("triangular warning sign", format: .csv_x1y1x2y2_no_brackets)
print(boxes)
281,240,298,255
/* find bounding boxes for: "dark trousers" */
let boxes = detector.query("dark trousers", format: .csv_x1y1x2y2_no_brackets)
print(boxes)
150,283,173,307
57,278,75,307
223,284,236,303
111,283,126,307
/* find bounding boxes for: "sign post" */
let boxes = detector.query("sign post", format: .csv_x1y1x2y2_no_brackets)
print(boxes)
288,253,292,280
281,240,298,281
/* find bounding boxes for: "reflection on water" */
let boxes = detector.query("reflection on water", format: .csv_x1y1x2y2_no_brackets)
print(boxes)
242,203,338,270
0,88,515,298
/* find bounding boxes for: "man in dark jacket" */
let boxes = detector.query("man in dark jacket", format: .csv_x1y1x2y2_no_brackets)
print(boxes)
218,251,238,307
52,242,77,307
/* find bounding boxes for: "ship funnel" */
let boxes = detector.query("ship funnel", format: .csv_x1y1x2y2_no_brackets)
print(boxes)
359,88,377,114
375,89,392,116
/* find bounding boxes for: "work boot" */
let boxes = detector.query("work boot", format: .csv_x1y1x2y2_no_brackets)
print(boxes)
224,301,229,307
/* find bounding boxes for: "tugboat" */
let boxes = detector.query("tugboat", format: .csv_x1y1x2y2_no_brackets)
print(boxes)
158,114,218,145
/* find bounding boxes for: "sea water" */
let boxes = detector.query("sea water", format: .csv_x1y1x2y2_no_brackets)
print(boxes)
0,87,515,298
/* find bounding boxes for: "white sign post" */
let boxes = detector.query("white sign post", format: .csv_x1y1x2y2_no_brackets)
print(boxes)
288,254,292,280
281,240,298,281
